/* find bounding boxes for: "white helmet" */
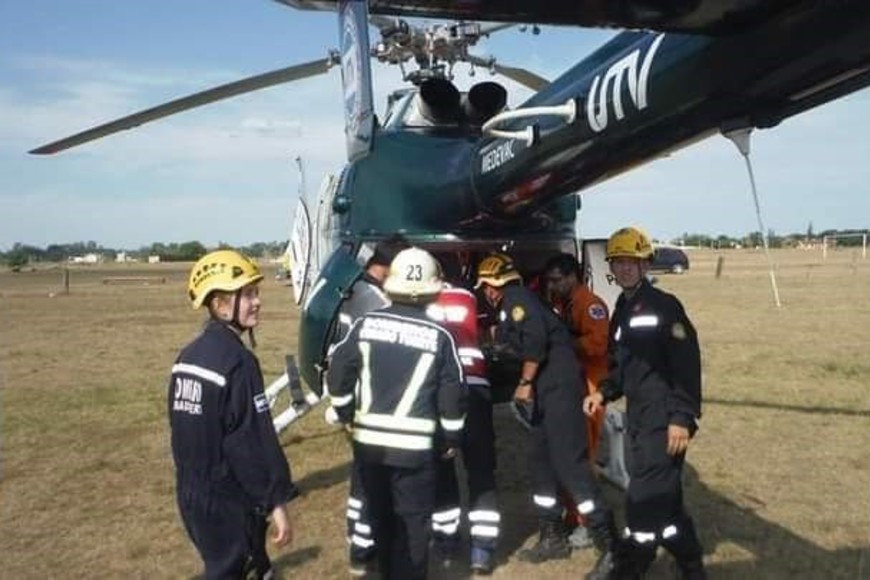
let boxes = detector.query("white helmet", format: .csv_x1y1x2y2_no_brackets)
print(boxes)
383,247,444,303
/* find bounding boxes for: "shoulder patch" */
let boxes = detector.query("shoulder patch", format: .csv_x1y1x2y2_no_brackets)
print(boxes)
588,303,607,321
671,322,687,340
511,305,526,322
254,393,269,413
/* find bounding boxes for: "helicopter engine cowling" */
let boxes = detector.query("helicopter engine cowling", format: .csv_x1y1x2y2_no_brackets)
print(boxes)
411,78,462,126
463,81,508,126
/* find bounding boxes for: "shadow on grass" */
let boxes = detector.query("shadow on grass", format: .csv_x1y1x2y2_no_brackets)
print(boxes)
487,407,540,567
188,546,320,579
489,408,868,579
272,545,321,573
706,397,870,418
281,425,347,448
676,463,867,579
295,460,352,494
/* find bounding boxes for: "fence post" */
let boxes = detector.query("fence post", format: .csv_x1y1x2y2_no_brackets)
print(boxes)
715,255,725,279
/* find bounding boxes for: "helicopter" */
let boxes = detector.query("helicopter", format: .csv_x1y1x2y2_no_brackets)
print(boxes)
29,0,870,429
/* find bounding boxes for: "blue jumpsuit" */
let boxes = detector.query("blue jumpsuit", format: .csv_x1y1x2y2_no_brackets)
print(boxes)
169,321,298,579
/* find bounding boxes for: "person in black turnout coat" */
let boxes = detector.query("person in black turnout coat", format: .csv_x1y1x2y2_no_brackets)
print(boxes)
327,236,410,577
584,227,707,580
169,249,298,579
327,247,467,580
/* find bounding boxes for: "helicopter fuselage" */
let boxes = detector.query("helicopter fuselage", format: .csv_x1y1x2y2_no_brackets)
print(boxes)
298,1,870,395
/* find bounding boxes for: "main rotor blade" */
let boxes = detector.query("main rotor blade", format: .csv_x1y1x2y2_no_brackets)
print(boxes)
466,54,549,91
30,55,337,155
478,22,515,36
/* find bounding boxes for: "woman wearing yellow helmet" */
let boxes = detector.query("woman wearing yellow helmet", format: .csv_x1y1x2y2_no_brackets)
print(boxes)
169,249,299,579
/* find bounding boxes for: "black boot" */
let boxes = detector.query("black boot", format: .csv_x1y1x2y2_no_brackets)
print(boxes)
584,509,621,580
675,557,707,580
518,520,571,563
663,515,706,580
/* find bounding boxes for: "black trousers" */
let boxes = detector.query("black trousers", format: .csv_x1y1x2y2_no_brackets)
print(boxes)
433,384,499,551
623,426,703,568
530,383,613,538
347,461,376,563
359,459,437,580
177,487,270,580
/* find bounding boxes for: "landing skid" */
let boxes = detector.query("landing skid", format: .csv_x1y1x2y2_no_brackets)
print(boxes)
264,355,323,433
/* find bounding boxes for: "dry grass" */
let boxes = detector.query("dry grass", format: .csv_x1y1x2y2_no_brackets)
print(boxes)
0,249,868,579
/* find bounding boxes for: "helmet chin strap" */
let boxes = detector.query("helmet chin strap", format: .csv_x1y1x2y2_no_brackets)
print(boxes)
211,290,257,348
623,262,647,298
231,289,258,349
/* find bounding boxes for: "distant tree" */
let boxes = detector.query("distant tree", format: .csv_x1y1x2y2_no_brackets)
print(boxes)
6,248,29,270
178,241,207,261
767,229,783,249
714,234,734,249
744,231,763,247
244,242,267,258
806,221,814,240
4,243,42,269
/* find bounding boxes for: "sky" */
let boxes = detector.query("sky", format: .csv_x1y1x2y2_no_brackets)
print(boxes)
2,0,869,251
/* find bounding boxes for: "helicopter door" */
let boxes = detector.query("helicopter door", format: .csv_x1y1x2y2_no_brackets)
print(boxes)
289,198,312,305
582,238,621,315
297,245,363,396
313,173,339,273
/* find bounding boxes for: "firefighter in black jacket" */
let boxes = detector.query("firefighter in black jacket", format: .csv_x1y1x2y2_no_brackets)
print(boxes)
584,227,706,579
475,253,620,580
327,237,409,577
327,247,467,580
169,249,299,579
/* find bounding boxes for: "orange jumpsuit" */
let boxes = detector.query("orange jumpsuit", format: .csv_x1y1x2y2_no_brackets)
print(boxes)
555,284,610,530
566,284,610,454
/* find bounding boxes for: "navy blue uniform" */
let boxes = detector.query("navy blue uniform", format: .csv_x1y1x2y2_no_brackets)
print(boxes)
496,285,616,547
169,321,298,579
601,279,704,574
328,304,467,580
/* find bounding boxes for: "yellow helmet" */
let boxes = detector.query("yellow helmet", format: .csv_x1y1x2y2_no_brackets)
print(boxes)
188,249,263,310
475,253,522,288
606,227,654,261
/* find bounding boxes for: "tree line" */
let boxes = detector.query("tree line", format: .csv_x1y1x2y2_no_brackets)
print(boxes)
673,226,868,249
0,240,287,269
2,227,867,269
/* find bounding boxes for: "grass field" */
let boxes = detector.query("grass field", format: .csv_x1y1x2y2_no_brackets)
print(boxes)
1,248,868,579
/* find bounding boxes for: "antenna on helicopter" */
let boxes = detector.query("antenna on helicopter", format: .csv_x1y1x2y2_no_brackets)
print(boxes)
722,123,783,309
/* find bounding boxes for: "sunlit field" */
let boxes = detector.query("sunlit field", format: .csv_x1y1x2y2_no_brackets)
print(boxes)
1,248,868,579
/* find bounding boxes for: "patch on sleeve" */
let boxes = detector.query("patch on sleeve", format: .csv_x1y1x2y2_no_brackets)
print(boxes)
511,305,526,322
587,303,607,321
671,322,687,340
254,393,269,413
